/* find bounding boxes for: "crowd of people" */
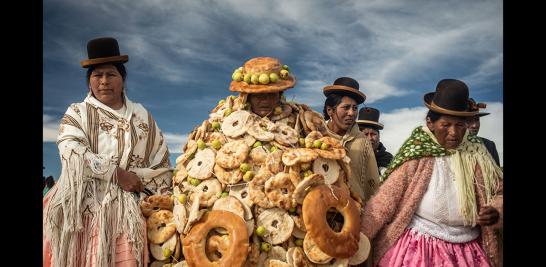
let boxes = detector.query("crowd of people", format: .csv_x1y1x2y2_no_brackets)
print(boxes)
43,37,503,267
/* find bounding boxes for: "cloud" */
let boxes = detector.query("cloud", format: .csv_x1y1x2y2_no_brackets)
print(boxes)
43,114,60,142
163,132,188,154
379,102,503,165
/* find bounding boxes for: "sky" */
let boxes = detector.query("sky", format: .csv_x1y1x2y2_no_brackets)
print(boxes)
43,0,503,179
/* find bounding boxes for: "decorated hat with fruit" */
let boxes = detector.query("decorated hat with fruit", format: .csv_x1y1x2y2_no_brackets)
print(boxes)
229,57,296,94
323,77,366,104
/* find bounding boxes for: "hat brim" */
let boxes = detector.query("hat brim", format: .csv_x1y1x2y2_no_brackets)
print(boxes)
356,120,384,130
323,85,366,104
423,92,478,117
229,74,295,94
80,55,129,68
477,112,490,117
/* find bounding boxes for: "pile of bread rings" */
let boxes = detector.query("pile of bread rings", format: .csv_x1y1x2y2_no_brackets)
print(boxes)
142,93,371,267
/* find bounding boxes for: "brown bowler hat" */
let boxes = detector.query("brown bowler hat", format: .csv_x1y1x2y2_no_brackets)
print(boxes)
80,37,128,68
356,107,384,130
423,79,477,117
323,77,366,104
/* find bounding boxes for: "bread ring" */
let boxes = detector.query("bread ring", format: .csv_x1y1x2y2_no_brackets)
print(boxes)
312,158,341,185
140,195,174,217
291,225,307,239
293,173,325,204
187,148,216,180
281,148,318,166
274,123,299,146
302,185,360,258
249,167,276,209
205,234,231,262
256,208,294,245
229,184,254,219
173,202,187,234
275,113,297,128
289,246,314,267
212,195,245,220
314,137,346,160
173,164,188,186
250,146,269,165
303,110,327,134
247,115,276,141
205,131,228,145
270,104,293,121
147,210,177,244
150,232,178,260
222,110,251,138
304,130,323,148
191,179,222,207
303,236,333,264
348,232,371,265
266,150,284,174
216,140,249,169
214,164,243,185
178,140,197,166
265,172,296,210
183,210,249,267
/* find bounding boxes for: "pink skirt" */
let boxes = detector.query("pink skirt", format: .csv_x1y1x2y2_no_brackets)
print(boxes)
43,185,149,267
378,228,491,267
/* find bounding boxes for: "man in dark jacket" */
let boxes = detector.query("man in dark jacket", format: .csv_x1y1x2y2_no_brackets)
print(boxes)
467,98,501,166
356,107,393,175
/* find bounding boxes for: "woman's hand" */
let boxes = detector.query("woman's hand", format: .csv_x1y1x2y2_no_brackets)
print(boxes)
114,167,144,192
477,206,499,226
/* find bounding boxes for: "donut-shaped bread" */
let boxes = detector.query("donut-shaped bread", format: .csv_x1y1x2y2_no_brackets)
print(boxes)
274,123,299,146
215,140,249,169
187,148,216,179
140,195,174,217
314,137,346,160
302,185,360,258
182,210,249,267
312,157,341,185
265,172,296,210
247,115,276,141
221,110,250,138
281,148,318,166
147,210,177,244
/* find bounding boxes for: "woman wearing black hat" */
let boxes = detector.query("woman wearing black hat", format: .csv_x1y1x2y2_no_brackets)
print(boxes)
356,107,394,176
360,79,503,266
43,37,172,267
466,98,500,166
322,77,380,204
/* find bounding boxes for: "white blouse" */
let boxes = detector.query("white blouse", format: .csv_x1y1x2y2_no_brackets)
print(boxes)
408,156,479,243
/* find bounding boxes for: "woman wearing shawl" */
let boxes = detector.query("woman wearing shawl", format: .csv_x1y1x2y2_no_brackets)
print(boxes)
43,37,172,267
361,79,503,266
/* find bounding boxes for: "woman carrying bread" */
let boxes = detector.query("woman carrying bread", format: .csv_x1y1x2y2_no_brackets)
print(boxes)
322,77,380,204
43,37,172,267
360,79,503,266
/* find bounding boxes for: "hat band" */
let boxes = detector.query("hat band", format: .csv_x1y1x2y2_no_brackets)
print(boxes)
429,101,477,117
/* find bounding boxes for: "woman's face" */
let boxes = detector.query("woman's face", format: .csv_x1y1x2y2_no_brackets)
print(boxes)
427,115,467,149
249,92,281,117
89,64,124,108
327,96,358,132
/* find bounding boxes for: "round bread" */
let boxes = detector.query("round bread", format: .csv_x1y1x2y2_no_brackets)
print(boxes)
265,172,296,210
147,210,177,244
216,140,249,169
249,167,276,209
212,195,245,220
182,210,249,267
312,158,341,185
314,137,346,160
348,232,371,265
247,115,276,141
304,130,323,148
140,195,174,217
268,245,287,262
293,173,325,204
266,149,284,174
290,246,314,267
221,110,250,138
303,235,333,264
270,104,293,121
150,233,178,260
214,164,243,185
256,208,294,245
191,178,222,207
229,184,254,219
173,203,187,234
274,123,299,146
249,146,269,165
281,148,318,166
302,185,360,258
187,148,216,179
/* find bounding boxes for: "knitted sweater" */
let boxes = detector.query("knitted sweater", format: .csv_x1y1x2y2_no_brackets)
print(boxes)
360,157,503,266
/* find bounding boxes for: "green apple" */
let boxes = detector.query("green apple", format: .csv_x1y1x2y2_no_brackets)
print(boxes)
274,106,283,115
282,64,290,71
230,95,236,100
269,73,279,83
212,140,222,150
243,73,251,83
251,74,260,85
305,141,313,148
240,163,251,173
301,163,311,171
197,139,206,150
299,138,305,147
320,142,330,150
255,226,266,237
312,140,323,149
211,121,221,130
289,207,296,213
270,146,278,152
260,242,271,252
190,178,201,186
172,169,178,177
304,170,313,178
218,99,225,105
258,73,270,85
244,103,251,110
163,247,172,258
220,192,229,198
232,71,243,81
279,69,289,79
243,171,254,182
253,141,263,148
295,239,303,247
236,67,243,72
224,107,233,117
178,194,187,204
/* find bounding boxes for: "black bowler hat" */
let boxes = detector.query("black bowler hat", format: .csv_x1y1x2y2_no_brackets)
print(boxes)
423,79,477,117
468,98,490,117
323,77,366,104
80,37,128,68
357,107,384,130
